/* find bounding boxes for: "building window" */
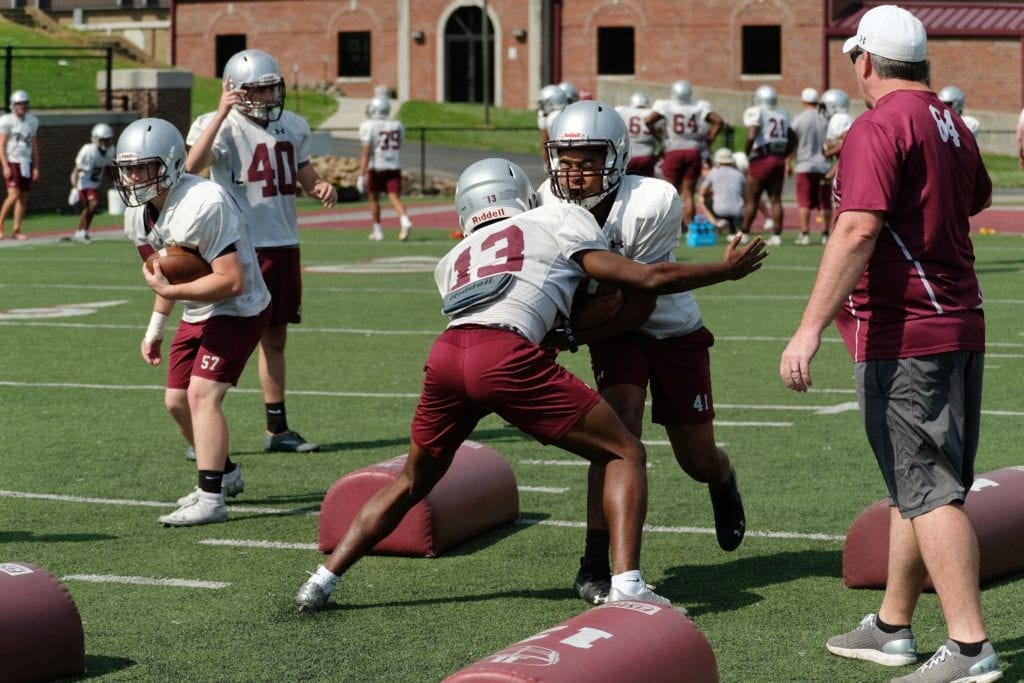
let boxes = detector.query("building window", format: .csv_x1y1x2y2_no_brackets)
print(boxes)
215,34,246,78
338,31,371,78
597,27,634,75
742,26,781,76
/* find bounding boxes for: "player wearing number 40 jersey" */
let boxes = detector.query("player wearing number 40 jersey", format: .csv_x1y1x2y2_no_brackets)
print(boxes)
294,157,767,613
187,48,336,457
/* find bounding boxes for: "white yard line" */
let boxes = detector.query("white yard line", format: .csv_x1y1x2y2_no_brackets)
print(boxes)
62,574,229,589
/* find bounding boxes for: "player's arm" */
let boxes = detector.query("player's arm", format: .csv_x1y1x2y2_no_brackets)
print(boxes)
0,131,10,179
143,244,244,302
30,132,39,180
645,111,665,142
576,234,766,294
297,162,337,207
140,293,174,366
185,81,242,173
786,128,799,177
575,291,657,345
705,111,724,144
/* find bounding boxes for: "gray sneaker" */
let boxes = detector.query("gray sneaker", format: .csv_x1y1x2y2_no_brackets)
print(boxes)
891,640,1001,683
827,613,917,666
176,464,244,506
296,579,332,612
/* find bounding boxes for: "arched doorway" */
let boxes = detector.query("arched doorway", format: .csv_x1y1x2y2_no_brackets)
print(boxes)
444,6,495,103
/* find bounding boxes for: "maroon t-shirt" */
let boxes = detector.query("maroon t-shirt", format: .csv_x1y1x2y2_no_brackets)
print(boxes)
833,89,990,361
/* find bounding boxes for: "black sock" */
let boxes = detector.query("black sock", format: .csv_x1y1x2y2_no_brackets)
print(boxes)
197,470,223,494
224,458,236,475
266,402,288,434
581,529,610,576
875,616,910,633
952,639,985,657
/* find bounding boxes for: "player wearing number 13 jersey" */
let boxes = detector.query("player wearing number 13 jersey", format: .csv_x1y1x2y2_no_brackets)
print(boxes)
187,48,337,455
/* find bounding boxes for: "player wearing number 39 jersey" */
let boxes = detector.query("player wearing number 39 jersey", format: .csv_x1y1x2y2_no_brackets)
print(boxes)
187,48,336,456
294,157,767,613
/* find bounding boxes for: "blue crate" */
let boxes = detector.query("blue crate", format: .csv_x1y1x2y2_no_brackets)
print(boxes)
686,215,718,247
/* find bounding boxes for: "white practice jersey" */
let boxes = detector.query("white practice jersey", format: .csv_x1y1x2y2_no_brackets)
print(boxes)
0,112,38,164
123,174,270,323
826,112,854,144
74,143,114,190
651,99,712,152
537,108,562,135
359,117,404,170
743,106,791,156
961,114,981,137
187,109,312,248
435,203,607,345
539,175,704,339
616,105,658,158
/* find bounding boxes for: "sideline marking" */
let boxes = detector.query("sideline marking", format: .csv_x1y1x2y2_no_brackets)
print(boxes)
63,574,229,589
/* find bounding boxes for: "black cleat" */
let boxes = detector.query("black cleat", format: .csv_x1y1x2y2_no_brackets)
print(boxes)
709,467,746,551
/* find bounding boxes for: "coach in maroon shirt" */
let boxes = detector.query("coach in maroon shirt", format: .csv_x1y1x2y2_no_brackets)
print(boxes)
779,5,1002,682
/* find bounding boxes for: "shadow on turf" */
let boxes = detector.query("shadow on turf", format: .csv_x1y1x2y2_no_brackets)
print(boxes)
0,531,117,544
659,548,842,615
66,654,135,679
229,426,530,456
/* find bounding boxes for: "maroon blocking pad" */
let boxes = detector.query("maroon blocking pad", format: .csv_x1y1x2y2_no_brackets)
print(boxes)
444,600,718,683
843,466,1024,589
318,441,520,557
0,562,85,680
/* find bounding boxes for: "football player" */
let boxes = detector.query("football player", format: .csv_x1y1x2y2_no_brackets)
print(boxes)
788,88,832,246
70,123,115,243
116,117,271,526
645,80,724,229
539,101,754,606
938,85,981,137
186,49,336,455
738,85,796,246
295,156,765,612
358,96,413,242
0,90,39,240
537,83,569,154
820,88,855,245
615,91,660,177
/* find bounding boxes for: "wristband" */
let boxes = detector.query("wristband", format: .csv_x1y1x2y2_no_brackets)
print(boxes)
144,310,168,343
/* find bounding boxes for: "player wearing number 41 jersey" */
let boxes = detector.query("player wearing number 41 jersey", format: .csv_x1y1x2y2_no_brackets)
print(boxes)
187,48,336,456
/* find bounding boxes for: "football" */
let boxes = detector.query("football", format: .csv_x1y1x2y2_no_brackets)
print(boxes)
145,246,213,284
570,277,624,331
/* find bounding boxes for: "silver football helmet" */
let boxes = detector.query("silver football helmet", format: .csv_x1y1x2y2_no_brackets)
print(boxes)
366,96,390,119
538,84,568,115
91,123,114,149
670,80,693,104
938,85,965,115
455,158,536,236
820,88,850,119
558,80,579,104
223,49,286,122
544,100,629,210
113,118,186,207
753,84,778,108
9,90,28,107
629,91,649,109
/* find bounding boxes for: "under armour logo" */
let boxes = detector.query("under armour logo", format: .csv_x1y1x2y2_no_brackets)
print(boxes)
273,128,286,135
609,239,624,249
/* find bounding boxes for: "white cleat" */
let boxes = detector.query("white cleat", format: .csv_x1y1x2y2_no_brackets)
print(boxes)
176,465,244,506
159,494,227,527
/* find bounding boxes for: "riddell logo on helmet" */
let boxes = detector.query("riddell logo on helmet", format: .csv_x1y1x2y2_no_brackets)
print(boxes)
563,132,584,139
472,208,506,225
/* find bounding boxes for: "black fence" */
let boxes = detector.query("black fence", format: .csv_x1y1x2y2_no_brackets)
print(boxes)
1,45,114,111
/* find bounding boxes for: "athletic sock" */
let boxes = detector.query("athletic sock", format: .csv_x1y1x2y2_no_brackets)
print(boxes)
371,222,383,237
875,615,911,633
952,639,985,657
266,401,288,434
224,459,237,475
313,564,339,591
400,215,413,229
198,470,224,494
611,570,643,595
581,529,610,576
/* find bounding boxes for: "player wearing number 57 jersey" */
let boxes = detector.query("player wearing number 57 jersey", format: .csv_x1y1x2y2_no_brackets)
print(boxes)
187,48,337,456
295,157,767,612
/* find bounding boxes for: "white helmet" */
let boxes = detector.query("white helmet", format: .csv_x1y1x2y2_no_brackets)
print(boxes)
938,85,965,115
558,81,579,104
753,85,777,108
455,158,537,236
366,96,390,119
820,88,849,119
223,49,286,122
629,91,649,109
670,80,692,104
544,100,629,210
91,123,114,147
9,90,28,107
538,84,568,115
113,118,186,207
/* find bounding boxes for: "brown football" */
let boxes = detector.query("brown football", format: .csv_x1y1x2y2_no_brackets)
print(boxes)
144,245,213,284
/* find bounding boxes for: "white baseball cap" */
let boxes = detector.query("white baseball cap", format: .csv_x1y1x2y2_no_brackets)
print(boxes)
842,5,927,63
801,88,819,104
713,147,734,165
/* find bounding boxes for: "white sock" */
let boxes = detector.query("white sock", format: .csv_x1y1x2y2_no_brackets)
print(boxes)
371,223,383,235
400,215,412,229
313,564,339,591
611,570,644,595
197,490,224,504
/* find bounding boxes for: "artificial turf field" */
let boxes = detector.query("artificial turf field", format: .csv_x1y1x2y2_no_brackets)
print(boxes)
1,207,1022,681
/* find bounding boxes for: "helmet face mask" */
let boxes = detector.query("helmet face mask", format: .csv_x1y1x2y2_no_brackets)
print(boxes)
223,49,286,122
544,101,629,210
113,118,186,207
455,158,536,235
